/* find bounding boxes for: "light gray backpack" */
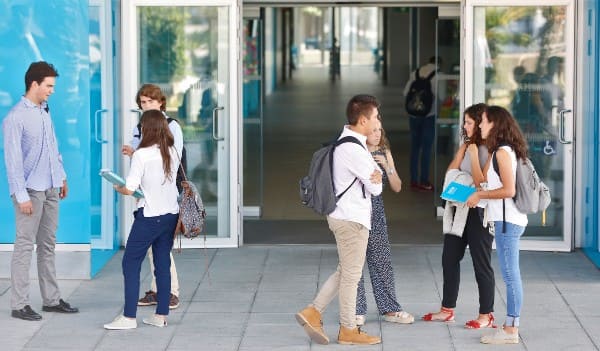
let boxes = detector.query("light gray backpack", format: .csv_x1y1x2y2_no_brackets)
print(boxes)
492,149,551,213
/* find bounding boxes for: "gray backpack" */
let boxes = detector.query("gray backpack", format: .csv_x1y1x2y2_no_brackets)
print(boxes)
299,136,364,215
492,147,551,232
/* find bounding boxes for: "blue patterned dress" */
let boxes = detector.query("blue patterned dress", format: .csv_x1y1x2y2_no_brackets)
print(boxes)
356,149,403,315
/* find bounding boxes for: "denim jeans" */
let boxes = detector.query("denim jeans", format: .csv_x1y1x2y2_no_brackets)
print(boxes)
122,208,178,318
493,221,525,327
409,115,435,183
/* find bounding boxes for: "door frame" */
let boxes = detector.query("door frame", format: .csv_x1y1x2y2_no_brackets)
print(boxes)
90,0,116,250
121,0,241,248
463,0,576,252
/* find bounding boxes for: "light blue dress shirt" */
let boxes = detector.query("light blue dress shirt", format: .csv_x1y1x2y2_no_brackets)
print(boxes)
3,96,67,203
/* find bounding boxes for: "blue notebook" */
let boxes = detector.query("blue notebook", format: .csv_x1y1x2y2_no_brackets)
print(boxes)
440,181,476,203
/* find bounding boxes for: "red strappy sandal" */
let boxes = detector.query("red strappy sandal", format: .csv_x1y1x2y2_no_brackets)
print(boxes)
465,313,496,329
422,307,455,322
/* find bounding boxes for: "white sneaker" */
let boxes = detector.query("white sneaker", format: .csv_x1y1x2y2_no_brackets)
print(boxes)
384,311,414,324
480,328,519,344
143,314,167,327
104,315,137,330
355,315,366,326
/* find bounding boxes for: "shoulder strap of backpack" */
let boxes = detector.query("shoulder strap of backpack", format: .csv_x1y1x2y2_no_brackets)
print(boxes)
134,122,141,138
425,69,436,81
335,135,364,149
492,144,513,233
415,68,421,80
333,135,366,199
167,117,179,125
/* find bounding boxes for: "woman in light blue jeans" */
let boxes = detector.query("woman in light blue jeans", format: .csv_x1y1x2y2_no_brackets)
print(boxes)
467,106,529,345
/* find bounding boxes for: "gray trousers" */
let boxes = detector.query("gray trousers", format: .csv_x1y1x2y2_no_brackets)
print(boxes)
11,189,61,310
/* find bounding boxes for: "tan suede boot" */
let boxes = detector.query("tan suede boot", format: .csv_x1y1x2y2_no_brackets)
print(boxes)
295,306,329,344
337,325,381,345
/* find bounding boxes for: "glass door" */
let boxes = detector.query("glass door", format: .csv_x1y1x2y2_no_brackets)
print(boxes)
90,0,115,250
122,0,240,247
464,0,575,251
434,17,461,210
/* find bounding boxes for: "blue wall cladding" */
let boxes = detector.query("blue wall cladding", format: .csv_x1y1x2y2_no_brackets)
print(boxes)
0,1,91,244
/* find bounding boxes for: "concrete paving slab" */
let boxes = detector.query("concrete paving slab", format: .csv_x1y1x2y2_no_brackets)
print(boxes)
0,246,599,350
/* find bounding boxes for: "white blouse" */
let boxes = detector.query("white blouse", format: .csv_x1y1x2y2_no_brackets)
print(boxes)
126,145,180,217
485,146,528,227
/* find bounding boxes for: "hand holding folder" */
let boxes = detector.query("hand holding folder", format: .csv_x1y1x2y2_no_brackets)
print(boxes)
99,169,144,198
440,181,475,203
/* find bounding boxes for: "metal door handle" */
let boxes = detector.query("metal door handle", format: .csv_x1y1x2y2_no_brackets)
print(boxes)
94,109,108,143
212,106,225,141
558,108,572,144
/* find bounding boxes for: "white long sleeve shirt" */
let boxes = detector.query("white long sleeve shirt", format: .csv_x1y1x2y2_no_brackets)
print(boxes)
328,126,383,230
126,145,180,217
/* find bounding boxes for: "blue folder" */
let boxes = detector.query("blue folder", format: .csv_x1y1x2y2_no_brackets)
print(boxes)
440,181,476,203
99,169,144,198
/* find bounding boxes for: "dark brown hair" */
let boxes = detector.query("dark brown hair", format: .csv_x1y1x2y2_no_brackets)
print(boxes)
462,103,486,145
484,105,528,160
136,84,167,111
138,110,175,181
25,61,59,92
346,94,379,126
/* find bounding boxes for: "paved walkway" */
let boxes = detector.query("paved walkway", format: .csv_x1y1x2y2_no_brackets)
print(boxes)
1,245,599,350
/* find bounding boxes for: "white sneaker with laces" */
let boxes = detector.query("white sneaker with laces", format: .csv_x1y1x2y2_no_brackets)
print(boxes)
384,311,415,324
355,315,366,326
143,314,167,327
104,315,137,330
480,328,519,344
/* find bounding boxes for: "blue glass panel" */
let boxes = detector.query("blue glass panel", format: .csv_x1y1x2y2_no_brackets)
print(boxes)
90,6,102,239
0,1,91,244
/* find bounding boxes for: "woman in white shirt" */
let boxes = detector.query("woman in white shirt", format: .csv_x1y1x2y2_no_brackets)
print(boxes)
466,105,529,345
104,110,180,330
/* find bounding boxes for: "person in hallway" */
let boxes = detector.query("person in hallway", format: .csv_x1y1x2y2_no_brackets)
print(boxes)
104,110,180,330
355,119,414,326
403,56,441,191
466,106,528,345
3,61,79,321
422,103,495,329
296,94,383,345
122,84,183,310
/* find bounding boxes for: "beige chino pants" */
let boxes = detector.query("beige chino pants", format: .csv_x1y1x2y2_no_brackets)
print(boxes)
311,216,369,329
147,248,180,297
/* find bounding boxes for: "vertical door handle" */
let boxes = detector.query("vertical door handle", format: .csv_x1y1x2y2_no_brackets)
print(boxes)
558,108,572,144
212,106,225,141
94,109,108,143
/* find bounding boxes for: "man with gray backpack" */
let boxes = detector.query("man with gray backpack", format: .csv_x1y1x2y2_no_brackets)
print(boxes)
296,94,383,345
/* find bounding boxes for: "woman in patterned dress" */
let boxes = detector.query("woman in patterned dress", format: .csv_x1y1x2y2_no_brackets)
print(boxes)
355,118,415,326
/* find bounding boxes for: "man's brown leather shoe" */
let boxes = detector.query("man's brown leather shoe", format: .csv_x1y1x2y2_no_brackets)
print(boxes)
338,325,381,345
295,306,329,344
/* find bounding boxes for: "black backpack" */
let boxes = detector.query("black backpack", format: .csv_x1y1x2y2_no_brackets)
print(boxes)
405,68,436,117
135,117,187,192
299,136,365,216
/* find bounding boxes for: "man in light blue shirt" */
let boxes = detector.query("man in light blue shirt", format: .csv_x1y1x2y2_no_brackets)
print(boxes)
3,61,79,321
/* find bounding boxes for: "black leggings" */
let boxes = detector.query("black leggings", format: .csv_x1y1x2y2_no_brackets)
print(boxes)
441,208,495,314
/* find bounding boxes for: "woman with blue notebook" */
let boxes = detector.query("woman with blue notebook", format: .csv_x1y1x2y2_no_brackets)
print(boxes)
423,103,496,330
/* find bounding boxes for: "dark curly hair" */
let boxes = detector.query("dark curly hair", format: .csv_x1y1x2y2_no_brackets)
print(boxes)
461,103,486,146
484,105,528,160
